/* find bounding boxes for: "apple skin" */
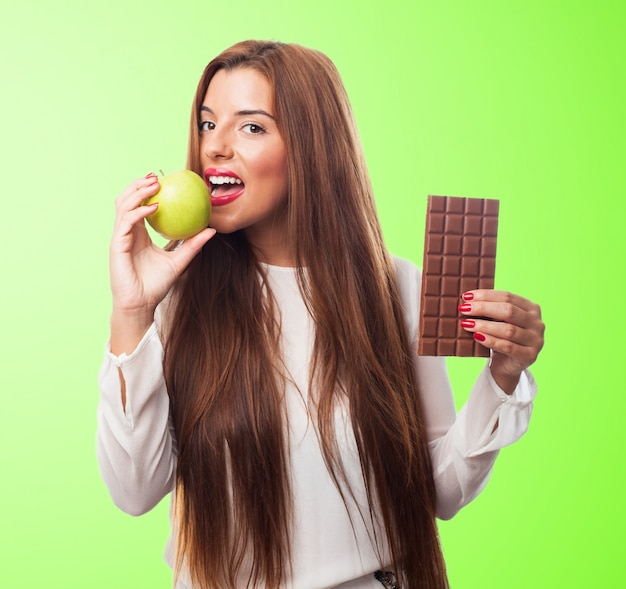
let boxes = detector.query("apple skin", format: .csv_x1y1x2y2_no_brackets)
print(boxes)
142,170,211,240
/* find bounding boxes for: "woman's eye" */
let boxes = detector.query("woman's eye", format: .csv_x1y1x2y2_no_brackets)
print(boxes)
199,121,215,132
242,123,265,135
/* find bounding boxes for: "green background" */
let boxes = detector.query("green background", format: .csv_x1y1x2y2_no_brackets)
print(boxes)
1,0,623,586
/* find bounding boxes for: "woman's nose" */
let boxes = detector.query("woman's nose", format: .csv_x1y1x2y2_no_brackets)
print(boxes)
202,128,234,160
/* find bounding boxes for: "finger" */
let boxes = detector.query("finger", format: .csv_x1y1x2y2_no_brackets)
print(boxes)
460,317,539,348
460,315,544,368
115,175,158,202
113,202,159,234
457,298,530,328
472,330,540,367
111,205,160,257
168,227,217,270
115,175,161,213
462,289,542,318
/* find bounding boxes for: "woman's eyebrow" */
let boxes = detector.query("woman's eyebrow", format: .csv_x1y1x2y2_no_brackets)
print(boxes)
200,106,275,119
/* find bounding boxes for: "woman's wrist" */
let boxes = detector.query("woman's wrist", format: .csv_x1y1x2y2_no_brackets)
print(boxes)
110,306,155,356
489,366,521,395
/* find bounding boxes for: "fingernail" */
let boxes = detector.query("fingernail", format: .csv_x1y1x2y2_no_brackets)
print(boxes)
473,333,486,342
458,304,472,313
462,292,474,301
461,319,475,328
145,172,157,178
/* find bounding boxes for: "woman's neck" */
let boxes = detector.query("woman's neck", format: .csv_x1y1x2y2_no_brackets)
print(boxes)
244,228,296,267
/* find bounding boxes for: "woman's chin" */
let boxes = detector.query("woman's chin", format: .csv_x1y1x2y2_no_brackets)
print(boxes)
208,217,241,235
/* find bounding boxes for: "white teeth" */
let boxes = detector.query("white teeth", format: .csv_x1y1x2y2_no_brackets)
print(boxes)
208,175,242,185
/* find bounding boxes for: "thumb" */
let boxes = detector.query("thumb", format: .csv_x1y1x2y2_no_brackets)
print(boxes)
170,227,217,270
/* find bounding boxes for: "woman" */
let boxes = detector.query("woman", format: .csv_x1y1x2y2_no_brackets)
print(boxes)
98,40,544,588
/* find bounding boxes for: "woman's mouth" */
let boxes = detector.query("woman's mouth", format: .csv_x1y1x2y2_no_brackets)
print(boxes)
204,169,245,206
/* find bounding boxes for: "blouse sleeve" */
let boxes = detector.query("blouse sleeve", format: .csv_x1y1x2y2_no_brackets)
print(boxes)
394,256,537,520
96,322,177,516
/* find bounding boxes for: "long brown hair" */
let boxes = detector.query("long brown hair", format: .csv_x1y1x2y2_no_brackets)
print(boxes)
163,40,448,588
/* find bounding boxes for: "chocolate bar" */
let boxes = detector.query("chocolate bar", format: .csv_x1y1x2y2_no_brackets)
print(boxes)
417,195,499,357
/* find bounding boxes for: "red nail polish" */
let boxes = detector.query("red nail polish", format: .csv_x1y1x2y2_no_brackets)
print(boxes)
473,333,486,342
461,319,475,328
463,292,474,301
458,304,472,313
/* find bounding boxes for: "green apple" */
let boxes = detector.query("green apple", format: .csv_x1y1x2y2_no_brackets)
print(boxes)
143,170,211,240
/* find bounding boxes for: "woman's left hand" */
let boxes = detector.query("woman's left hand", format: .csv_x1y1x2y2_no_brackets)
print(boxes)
458,290,545,394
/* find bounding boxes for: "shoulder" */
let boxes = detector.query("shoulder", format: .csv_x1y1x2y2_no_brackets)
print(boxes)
391,254,420,275
390,255,422,336
391,255,422,297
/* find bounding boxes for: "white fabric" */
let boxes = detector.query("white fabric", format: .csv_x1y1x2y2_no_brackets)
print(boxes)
97,257,536,588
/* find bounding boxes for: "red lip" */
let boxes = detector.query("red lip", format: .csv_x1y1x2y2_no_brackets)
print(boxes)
203,168,241,181
204,168,245,207
211,190,245,207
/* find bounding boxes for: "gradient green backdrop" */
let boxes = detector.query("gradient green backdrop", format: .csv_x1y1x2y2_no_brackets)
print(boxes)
1,0,623,586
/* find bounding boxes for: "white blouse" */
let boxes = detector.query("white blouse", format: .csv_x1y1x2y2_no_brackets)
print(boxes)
97,257,536,588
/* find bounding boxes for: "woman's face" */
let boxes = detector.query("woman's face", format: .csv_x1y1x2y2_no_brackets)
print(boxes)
199,67,291,264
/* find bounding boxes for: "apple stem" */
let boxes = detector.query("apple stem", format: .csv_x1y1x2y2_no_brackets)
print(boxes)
159,169,165,177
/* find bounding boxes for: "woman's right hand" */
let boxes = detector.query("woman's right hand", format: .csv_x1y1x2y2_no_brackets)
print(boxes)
109,174,215,354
